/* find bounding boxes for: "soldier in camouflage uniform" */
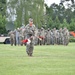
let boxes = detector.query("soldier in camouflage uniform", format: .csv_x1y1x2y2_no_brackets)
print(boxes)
39,27,45,45
50,29,54,45
46,28,51,45
19,28,25,46
59,28,63,45
25,18,36,56
53,28,57,44
34,28,39,45
56,30,60,45
66,29,69,45
63,27,69,45
8,31,15,46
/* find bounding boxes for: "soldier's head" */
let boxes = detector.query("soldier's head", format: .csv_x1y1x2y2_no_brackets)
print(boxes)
41,27,44,30
59,28,62,31
29,18,33,26
47,28,50,31
63,27,67,31
54,28,56,31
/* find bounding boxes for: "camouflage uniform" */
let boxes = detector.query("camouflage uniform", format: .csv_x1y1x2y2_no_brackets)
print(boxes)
8,31,15,46
39,27,45,45
53,28,57,44
50,29,54,45
25,18,36,56
46,28,51,45
14,28,20,46
66,29,69,45
56,30,60,45
34,28,39,45
19,28,25,46
59,28,63,45
63,28,69,45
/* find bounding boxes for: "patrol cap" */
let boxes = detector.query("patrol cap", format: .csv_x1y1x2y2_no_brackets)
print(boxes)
29,18,33,22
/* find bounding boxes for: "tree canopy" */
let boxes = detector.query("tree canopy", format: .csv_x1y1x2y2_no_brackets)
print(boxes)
0,0,75,34
6,0,45,28
0,0,6,34
45,0,75,30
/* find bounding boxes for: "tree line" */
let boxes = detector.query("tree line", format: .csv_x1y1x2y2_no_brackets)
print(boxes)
0,0,7,34
0,0,75,34
45,0,75,31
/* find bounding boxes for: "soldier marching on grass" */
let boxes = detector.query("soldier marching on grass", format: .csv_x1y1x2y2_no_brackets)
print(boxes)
24,18,36,56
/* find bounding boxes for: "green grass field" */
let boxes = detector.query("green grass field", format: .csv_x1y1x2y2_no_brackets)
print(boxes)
0,43,75,75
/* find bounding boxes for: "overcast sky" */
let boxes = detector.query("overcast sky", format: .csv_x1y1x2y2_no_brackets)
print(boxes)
44,0,61,6
44,0,73,8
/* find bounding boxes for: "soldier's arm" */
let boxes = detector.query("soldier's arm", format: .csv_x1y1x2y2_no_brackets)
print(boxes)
8,31,12,36
33,25,36,36
25,24,29,33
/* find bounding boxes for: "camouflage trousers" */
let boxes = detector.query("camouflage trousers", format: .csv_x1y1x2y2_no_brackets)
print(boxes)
26,34,34,56
26,43,34,56
10,38,15,46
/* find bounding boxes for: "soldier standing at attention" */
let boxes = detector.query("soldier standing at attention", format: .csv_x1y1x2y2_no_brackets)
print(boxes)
25,18,36,56
63,27,69,46
8,30,15,46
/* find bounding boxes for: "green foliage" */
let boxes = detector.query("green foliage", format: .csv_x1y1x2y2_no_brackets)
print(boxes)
7,0,44,28
46,17,53,28
0,0,6,34
0,0,6,16
45,2,75,30
0,0,75,33
62,19,69,29
69,37,75,42
0,14,7,34
69,18,75,31
54,16,60,29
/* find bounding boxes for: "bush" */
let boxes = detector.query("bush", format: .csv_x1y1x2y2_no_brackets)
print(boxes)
69,37,75,42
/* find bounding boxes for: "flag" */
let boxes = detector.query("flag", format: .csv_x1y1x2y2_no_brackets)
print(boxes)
22,39,28,43
22,39,31,44
39,36,44,40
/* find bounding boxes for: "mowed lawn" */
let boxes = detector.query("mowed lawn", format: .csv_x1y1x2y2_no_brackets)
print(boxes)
0,43,75,75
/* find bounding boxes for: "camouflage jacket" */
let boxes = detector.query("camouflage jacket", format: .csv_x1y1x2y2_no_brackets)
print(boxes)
25,24,36,36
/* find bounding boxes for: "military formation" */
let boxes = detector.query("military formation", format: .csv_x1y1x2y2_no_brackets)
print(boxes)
8,23,70,46
34,27,69,46
8,18,70,56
